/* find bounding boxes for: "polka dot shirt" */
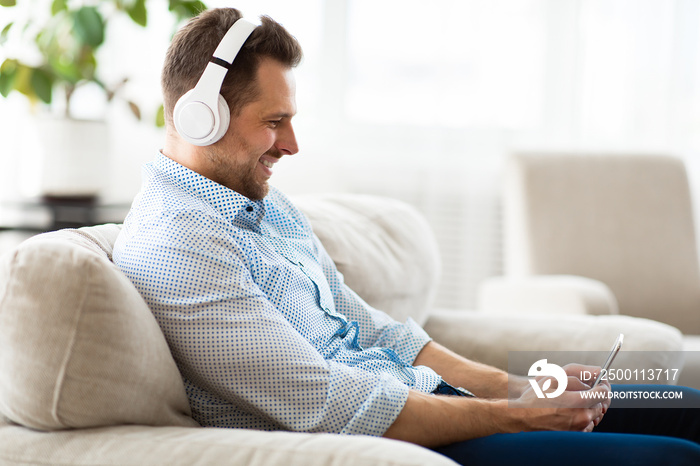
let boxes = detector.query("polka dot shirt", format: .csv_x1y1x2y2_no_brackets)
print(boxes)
113,152,441,436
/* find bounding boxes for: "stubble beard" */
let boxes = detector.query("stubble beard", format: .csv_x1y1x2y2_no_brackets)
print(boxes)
204,145,272,201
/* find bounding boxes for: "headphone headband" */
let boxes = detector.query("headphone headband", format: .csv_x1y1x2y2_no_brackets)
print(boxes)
213,18,257,64
173,18,257,146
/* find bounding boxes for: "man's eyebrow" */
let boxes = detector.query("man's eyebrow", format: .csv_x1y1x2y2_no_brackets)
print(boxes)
263,111,295,119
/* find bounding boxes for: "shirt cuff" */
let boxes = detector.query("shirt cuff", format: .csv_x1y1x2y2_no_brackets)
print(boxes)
339,372,410,437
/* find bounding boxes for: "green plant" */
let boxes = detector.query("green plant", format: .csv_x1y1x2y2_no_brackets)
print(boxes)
0,0,206,121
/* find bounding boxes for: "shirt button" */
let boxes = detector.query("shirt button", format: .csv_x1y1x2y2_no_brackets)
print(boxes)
245,206,253,212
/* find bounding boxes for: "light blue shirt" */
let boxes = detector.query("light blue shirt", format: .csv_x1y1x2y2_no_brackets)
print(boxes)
113,152,441,436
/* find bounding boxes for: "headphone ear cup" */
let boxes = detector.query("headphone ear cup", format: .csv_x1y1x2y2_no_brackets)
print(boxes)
172,91,230,146
173,89,216,145
209,94,231,145
171,18,256,146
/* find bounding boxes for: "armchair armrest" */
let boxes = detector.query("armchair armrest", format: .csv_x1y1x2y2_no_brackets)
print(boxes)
477,275,619,316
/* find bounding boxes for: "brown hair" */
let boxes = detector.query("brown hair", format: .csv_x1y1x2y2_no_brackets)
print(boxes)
161,8,303,126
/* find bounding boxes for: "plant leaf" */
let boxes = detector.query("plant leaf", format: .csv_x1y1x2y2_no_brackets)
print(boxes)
0,73,15,97
0,60,18,97
13,64,36,101
48,55,80,84
128,100,141,120
51,0,67,15
30,68,53,104
0,0,17,7
155,104,165,127
127,0,147,27
73,6,105,48
188,1,208,16
0,22,11,45
169,0,207,21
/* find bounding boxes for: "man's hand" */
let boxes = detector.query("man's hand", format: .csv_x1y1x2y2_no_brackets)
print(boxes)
562,362,613,422
510,374,611,432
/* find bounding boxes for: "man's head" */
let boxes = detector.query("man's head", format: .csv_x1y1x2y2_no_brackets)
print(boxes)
161,8,303,199
162,8,302,126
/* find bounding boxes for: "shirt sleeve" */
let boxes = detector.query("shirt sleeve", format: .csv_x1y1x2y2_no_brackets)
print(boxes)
115,209,409,436
312,234,433,365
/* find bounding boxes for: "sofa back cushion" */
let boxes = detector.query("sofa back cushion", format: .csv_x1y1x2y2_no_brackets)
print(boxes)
294,193,440,326
0,225,198,431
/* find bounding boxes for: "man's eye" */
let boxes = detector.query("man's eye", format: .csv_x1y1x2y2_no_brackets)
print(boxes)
268,120,281,128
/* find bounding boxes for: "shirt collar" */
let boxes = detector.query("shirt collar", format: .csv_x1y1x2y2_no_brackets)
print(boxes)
152,151,264,223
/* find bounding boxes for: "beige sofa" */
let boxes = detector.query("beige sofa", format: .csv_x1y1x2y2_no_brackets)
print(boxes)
0,193,684,465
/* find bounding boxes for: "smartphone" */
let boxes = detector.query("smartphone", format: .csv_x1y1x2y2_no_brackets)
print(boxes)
592,333,624,388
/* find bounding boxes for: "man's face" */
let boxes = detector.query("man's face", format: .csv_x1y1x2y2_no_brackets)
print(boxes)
204,57,298,200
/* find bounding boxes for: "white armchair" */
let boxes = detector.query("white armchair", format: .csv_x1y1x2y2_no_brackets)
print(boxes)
480,153,700,388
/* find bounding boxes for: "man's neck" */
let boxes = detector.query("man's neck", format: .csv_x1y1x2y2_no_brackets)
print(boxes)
162,128,201,174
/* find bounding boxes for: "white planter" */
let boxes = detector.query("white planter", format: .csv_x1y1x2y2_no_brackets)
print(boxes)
28,117,109,198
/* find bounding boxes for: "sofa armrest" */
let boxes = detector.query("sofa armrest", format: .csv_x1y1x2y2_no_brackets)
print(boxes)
477,275,620,316
423,309,684,382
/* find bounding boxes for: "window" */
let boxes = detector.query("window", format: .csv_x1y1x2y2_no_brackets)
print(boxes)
346,0,547,129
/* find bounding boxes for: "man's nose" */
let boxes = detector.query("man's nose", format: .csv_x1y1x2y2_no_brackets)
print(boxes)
276,121,299,156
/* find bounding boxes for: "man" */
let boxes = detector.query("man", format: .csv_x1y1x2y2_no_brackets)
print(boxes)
114,8,700,464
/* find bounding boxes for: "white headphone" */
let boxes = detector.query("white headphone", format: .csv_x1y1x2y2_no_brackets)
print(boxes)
173,18,257,146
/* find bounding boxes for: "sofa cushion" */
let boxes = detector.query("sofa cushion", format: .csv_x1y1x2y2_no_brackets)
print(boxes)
0,225,198,431
0,424,458,466
294,193,440,326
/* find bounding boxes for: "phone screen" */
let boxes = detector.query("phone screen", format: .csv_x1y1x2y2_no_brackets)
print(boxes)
592,333,624,388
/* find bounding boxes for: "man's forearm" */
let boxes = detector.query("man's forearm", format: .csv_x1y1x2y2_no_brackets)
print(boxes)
386,343,609,447
413,341,523,398
383,384,606,447
383,390,510,447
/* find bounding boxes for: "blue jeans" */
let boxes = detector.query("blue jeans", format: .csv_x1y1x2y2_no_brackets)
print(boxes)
432,385,700,466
